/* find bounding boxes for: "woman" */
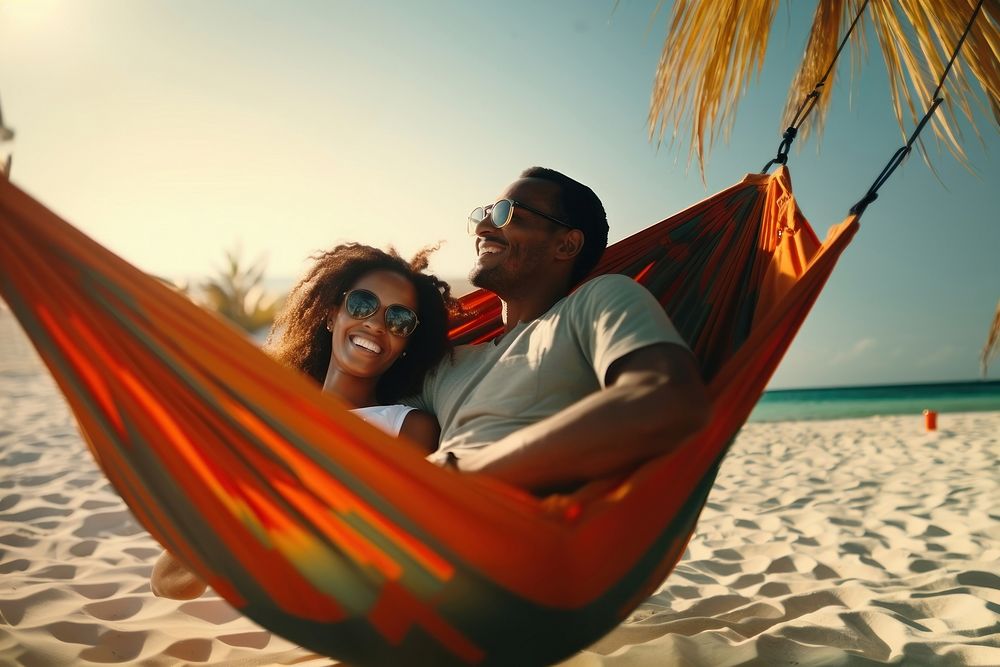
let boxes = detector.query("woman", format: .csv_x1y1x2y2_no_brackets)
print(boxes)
152,242,456,599
268,242,455,450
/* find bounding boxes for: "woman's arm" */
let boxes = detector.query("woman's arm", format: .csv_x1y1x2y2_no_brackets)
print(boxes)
398,409,440,455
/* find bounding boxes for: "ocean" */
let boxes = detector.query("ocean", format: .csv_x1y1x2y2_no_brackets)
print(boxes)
749,379,1000,423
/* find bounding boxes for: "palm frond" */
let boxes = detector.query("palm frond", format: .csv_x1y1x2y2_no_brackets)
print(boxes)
982,298,1000,376
650,0,1000,175
648,0,780,178
198,247,284,335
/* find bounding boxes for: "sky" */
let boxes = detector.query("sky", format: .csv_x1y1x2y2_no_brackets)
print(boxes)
1,0,997,389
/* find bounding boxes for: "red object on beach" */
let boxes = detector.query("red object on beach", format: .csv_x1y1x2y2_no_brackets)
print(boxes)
924,409,938,431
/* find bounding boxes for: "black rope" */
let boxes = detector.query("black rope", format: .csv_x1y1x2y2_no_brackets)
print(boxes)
850,0,986,216
762,0,871,173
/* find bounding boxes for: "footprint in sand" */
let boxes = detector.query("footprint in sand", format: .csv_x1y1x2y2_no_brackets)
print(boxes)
73,510,143,538
122,547,162,561
179,599,244,624
0,494,20,511
1,506,72,523
0,450,42,466
14,473,68,488
0,588,72,625
78,629,147,663
32,564,77,580
40,492,73,505
219,631,272,649
163,638,214,662
69,539,99,557
84,597,144,621
0,533,38,548
70,582,120,600
45,620,102,645
0,558,30,574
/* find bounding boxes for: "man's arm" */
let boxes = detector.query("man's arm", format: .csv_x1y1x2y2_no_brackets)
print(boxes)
458,342,711,492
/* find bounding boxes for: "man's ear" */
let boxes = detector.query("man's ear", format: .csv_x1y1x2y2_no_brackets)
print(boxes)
555,229,584,260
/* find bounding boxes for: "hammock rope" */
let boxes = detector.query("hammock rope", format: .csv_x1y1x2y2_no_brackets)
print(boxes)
851,0,987,215
761,0,872,173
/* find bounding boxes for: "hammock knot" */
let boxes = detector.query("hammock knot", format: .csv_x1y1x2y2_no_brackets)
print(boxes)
850,191,878,216
761,127,798,173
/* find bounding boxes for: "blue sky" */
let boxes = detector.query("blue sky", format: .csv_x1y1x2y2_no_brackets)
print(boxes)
1,1,997,388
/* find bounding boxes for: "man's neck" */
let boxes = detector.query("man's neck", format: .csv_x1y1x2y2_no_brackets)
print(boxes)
500,279,571,331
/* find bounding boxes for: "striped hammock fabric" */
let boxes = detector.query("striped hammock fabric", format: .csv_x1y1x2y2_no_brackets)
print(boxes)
0,167,858,666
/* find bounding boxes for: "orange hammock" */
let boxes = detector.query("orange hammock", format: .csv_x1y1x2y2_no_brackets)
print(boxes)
0,167,857,666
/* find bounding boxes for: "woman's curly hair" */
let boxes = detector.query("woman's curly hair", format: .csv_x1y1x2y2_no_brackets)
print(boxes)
266,243,458,404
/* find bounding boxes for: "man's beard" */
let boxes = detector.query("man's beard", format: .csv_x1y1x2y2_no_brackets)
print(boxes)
469,262,510,295
469,244,549,299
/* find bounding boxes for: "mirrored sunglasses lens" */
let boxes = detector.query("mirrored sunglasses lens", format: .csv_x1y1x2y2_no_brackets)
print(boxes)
346,290,379,319
491,199,512,227
385,306,418,337
468,206,486,235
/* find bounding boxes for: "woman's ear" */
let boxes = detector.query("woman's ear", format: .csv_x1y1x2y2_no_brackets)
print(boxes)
555,229,584,260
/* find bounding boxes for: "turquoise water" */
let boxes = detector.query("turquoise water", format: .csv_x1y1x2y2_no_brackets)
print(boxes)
748,379,1000,422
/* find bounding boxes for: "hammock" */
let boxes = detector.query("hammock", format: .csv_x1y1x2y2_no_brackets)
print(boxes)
0,167,858,666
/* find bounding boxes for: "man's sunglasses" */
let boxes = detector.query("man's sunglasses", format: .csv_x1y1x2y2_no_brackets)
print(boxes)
467,198,573,235
343,289,420,338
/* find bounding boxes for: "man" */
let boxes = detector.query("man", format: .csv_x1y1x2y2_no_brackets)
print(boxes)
413,167,711,493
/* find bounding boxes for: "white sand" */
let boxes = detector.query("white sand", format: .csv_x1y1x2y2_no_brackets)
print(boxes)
2,310,999,666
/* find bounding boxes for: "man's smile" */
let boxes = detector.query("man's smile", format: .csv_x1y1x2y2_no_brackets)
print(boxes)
477,239,507,257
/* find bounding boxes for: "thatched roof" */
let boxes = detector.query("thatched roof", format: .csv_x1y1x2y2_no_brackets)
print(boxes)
648,0,999,175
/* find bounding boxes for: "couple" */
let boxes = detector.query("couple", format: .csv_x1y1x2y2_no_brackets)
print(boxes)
153,166,711,598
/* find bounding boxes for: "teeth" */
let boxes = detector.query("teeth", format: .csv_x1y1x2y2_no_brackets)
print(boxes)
350,336,381,354
479,244,504,256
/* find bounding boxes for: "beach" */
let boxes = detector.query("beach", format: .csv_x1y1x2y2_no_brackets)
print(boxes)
2,310,998,666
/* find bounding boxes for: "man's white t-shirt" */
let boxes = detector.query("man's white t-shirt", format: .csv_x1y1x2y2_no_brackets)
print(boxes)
406,275,688,465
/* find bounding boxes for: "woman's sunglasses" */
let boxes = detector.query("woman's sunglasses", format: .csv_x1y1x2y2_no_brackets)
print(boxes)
343,289,420,338
467,198,573,235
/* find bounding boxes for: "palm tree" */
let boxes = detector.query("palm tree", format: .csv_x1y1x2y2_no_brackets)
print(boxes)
198,247,284,335
647,0,998,175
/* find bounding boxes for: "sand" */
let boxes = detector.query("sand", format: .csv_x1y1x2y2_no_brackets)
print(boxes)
2,310,999,666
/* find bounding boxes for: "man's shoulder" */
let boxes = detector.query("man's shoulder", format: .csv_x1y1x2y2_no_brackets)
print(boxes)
565,274,654,309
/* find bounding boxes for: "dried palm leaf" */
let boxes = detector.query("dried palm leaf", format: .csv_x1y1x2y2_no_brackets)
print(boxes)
648,0,779,175
649,0,1000,176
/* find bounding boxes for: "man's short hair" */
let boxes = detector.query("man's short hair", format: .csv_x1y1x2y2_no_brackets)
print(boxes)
520,167,609,285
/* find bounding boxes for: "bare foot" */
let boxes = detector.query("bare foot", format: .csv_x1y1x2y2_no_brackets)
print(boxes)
151,551,208,600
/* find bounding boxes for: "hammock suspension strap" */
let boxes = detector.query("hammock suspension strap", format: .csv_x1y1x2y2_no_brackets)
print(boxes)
850,0,986,216
761,0,872,173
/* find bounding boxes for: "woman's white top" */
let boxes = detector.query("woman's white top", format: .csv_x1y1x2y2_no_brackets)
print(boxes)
351,404,415,437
